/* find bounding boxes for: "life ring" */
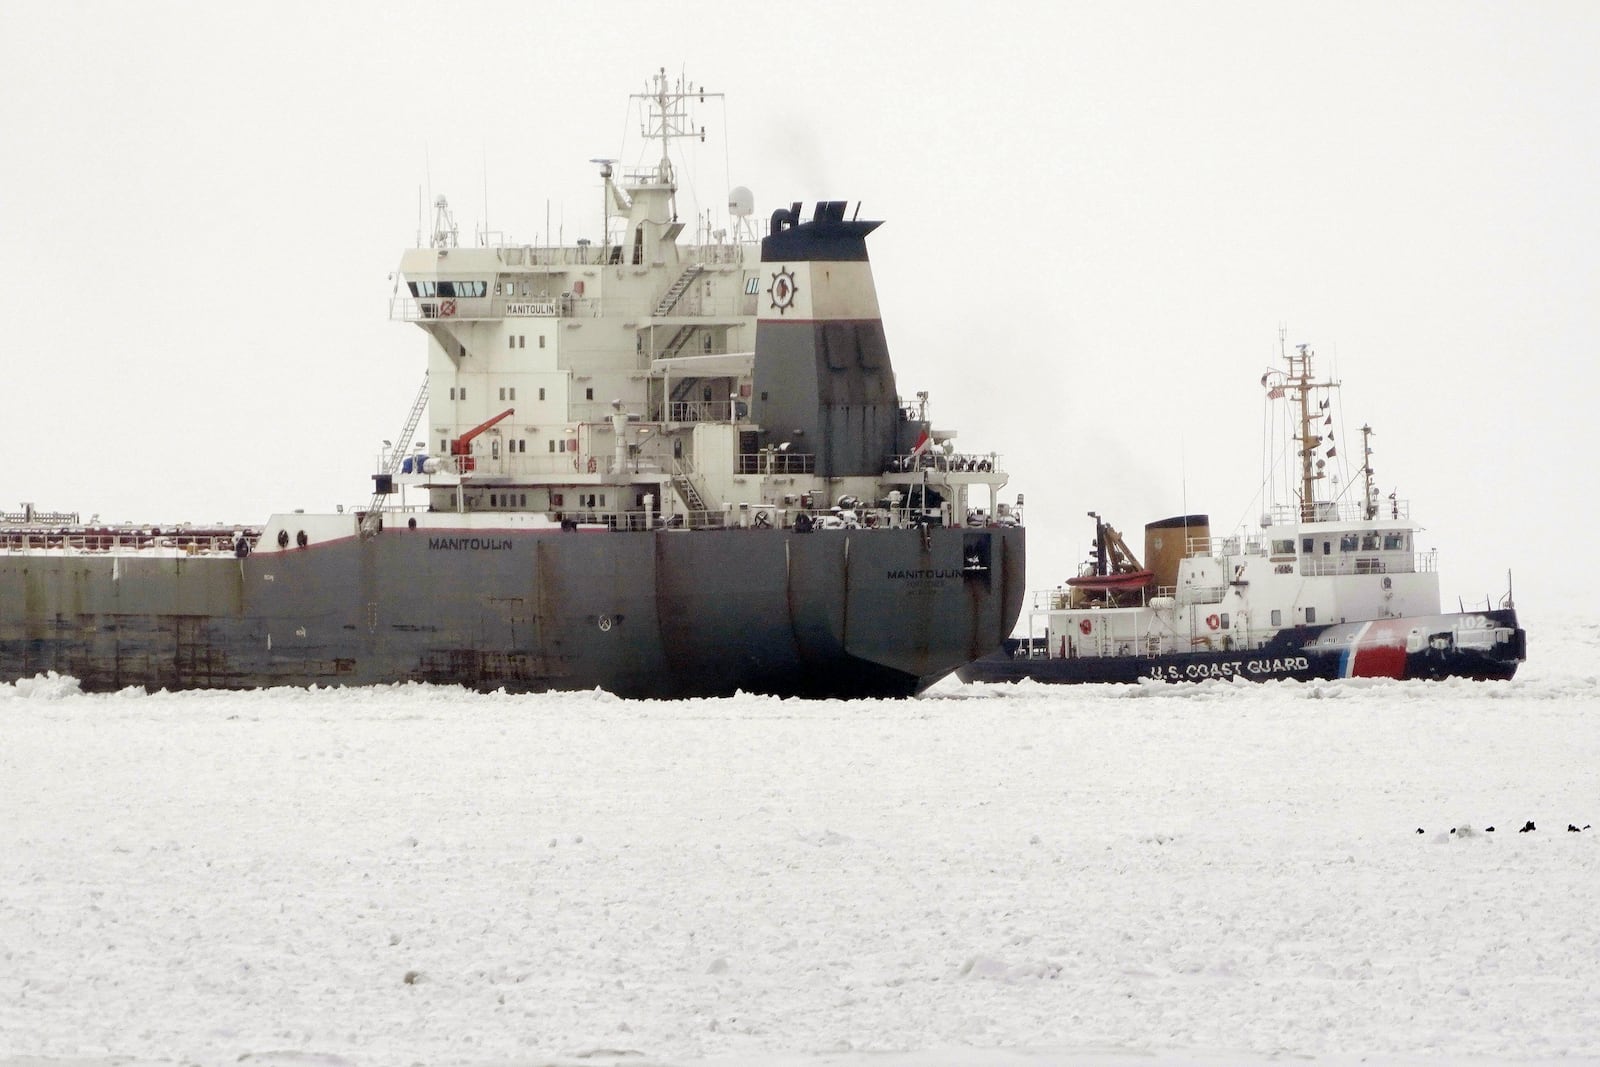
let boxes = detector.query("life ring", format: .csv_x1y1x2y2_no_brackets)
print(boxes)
1206,613,1221,631
1078,618,1092,635
586,457,597,473
439,298,456,317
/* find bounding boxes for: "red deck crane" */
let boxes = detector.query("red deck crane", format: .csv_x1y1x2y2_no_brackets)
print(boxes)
450,408,515,472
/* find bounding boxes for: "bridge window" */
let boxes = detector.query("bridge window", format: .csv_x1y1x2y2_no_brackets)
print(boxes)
407,280,488,298
1272,539,1295,555
1383,532,1408,550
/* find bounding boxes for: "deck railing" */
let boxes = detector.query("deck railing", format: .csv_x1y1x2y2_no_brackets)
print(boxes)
2,527,260,556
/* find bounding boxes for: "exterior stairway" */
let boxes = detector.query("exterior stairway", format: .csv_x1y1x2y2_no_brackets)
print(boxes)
361,372,430,534
670,458,709,517
654,265,704,316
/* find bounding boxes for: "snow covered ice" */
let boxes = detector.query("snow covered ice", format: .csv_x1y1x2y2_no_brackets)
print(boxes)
3,609,1597,1067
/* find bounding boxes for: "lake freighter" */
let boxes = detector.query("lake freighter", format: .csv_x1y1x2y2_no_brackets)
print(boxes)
1,71,1024,698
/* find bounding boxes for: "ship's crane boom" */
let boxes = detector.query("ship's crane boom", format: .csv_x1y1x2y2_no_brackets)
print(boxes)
450,408,516,472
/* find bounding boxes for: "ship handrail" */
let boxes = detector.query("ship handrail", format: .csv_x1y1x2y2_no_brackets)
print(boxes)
1299,550,1437,577
883,451,1003,475
483,240,750,268
1,506,81,524
738,452,816,475
389,295,600,323
1186,534,1266,558
668,400,736,422
2,527,261,555
390,280,759,324
595,504,1007,534
1268,499,1411,525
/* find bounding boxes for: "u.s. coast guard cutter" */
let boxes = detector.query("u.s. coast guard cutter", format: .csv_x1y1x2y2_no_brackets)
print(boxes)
959,340,1522,685
0,71,1024,697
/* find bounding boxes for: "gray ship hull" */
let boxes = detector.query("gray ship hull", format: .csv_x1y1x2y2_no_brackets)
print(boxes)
1,525,1023,698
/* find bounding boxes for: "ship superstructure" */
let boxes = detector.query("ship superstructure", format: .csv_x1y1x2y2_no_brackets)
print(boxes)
375,72,1010,538
960,341,1523,685
0,71,1025,697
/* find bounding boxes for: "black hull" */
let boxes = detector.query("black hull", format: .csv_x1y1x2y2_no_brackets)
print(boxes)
1,525,1025,699
957,609,1525,685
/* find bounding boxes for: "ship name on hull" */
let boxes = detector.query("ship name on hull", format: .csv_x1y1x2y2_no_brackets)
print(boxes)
886,568,961,580
1149,656,1312,681
428,537,514,551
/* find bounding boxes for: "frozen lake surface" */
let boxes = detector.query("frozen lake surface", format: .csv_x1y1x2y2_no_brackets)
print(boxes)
3,609,1596,1067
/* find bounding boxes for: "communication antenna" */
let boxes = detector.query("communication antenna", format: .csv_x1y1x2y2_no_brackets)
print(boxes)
727,185,756,242
591,158,624,245
630,67,722,222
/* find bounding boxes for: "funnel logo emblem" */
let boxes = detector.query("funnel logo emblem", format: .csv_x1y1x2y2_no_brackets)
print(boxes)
767,267,799,314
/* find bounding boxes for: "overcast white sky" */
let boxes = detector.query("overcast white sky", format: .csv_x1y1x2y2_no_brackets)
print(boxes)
3,2,1595,614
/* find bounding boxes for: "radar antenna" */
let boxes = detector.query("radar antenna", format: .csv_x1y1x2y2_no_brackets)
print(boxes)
430,195,458,249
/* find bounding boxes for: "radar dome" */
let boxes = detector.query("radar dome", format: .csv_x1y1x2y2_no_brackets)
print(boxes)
727,186,754,217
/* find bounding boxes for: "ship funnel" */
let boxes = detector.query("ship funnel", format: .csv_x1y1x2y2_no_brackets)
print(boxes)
750,202,896,478
1144,514,1209,591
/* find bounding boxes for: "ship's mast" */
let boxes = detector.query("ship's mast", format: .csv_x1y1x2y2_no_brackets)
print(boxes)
1284,342,1338,521
630,67,720,222
1360,423,1376,520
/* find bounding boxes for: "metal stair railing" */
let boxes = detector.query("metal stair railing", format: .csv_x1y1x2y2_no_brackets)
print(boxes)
654,265,704,316
670,457,709,516
660,324,698,359
362,371,430,534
